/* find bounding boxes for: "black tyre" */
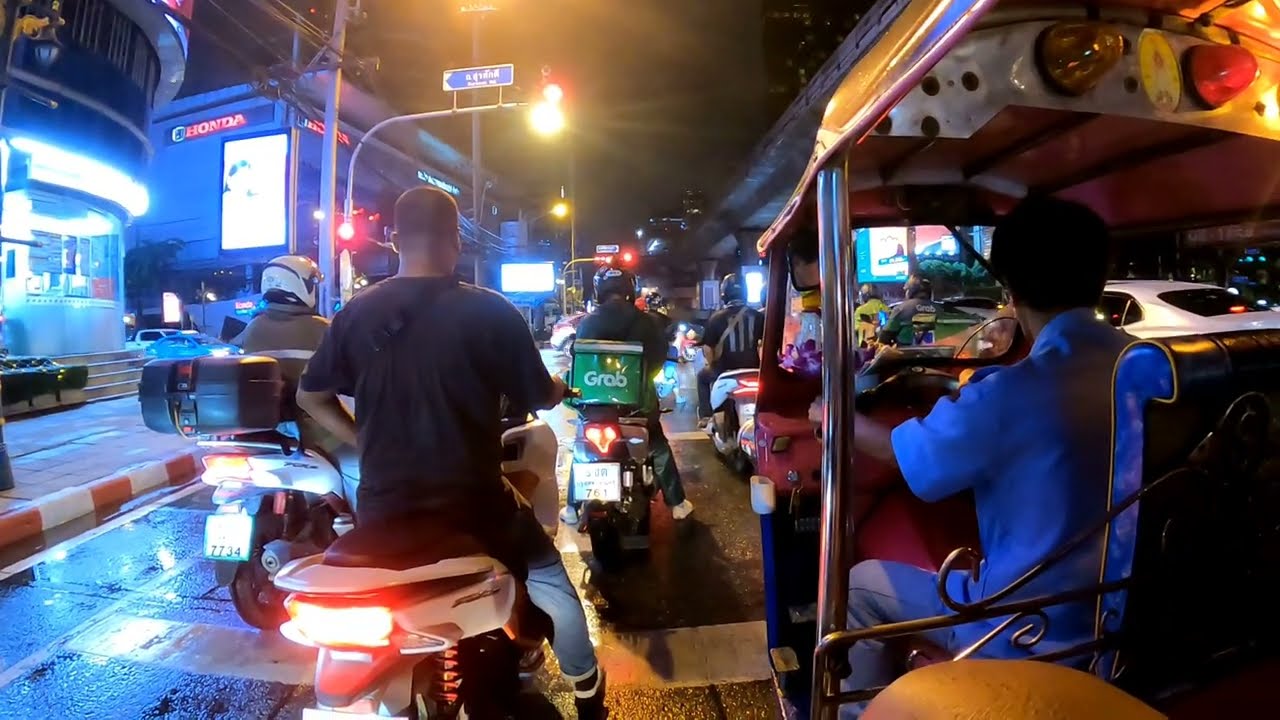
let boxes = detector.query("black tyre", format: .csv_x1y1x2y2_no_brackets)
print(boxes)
229,549,288,630
588,518,625,572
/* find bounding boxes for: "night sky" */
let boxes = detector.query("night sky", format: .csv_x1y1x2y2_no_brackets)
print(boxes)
183,0,767,243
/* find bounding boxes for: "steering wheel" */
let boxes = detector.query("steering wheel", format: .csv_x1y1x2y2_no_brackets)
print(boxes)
854,367,960,415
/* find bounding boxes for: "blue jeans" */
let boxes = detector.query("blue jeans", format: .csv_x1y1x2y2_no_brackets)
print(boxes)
526,546,597,680
840,560,956,719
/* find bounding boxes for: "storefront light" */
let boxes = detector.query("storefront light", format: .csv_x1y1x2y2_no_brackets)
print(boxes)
5,136,149,217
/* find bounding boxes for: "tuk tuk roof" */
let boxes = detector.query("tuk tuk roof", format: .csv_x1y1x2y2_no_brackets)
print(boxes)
758,0,1280,253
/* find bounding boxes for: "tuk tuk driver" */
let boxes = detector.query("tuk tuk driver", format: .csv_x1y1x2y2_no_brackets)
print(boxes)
878,275,937,346
825,196,1131,716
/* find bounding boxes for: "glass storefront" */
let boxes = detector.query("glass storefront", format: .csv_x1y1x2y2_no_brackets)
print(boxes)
0,188,125,356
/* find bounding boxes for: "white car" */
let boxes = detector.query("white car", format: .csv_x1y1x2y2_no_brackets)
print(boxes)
1100,280,1280,339
125,328,179,351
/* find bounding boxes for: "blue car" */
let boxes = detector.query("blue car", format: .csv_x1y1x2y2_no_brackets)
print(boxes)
145,332,242,359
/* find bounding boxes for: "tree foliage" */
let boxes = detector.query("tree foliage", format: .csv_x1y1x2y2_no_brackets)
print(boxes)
919,258,997,296
123,238,184,314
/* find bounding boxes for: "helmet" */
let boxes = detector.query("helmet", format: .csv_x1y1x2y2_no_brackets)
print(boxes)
720,273,745,305
904,275,932,299
859,284,875,301
261,255,323,309
593,266,637,303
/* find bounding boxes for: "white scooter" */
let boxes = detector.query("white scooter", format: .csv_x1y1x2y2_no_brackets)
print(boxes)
198,432,353,630
201,415,559,633
271,416,560,718
706,369,759,474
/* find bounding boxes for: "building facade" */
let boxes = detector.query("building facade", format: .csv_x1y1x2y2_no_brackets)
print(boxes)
133,81,495,325
0,0,187,357
762,1,861,122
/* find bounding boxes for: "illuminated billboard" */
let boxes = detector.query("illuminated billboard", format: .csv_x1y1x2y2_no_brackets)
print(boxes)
220,133,289,251
855,227,909,284
500,263,555,293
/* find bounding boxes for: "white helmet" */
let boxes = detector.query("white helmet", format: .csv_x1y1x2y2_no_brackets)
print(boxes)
261,255,322,309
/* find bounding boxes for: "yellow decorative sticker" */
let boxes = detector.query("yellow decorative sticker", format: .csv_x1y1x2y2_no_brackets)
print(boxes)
1138,30,1181,112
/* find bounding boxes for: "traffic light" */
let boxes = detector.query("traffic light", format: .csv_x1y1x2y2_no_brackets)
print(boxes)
530,75,566,136
337,221,355,242
620,250,635,265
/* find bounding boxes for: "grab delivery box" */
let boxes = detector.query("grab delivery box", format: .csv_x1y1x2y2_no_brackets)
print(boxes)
570,340,647,407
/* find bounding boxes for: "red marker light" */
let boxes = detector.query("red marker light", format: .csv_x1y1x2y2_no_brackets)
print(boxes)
542,83,564,104
621,251,634,263
337,222,355,241
1229,305,1248,314
1185,44,1259,109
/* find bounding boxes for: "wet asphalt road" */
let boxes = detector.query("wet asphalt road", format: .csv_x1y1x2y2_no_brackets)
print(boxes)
0,352,775,719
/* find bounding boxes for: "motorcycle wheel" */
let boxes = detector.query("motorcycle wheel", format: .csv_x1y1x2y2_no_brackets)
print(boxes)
588,519,625,572
229,548,288,631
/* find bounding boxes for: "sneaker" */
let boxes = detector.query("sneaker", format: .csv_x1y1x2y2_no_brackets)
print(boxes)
572,668,607,720
671,499,694,520
560,504,579,525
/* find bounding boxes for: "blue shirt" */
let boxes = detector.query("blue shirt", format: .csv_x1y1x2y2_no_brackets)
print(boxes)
890,308,1132,655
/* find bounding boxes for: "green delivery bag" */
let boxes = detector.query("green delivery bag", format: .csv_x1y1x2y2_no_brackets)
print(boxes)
570,340,646,407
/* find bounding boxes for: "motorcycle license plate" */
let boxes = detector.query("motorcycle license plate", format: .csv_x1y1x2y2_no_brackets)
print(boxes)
203,513,254,562
573,462,622,502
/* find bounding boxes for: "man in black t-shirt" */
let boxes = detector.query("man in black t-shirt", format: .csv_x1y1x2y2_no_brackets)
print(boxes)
697,273,765,422
297,187,605,718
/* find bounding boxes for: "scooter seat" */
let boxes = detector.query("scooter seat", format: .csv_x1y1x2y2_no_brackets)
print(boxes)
717,368,758,380
323,516,490,572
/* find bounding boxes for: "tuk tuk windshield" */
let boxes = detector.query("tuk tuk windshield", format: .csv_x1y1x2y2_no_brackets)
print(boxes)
780,223,1003,378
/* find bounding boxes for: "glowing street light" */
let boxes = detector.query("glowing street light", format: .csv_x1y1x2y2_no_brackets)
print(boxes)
551,201,570,219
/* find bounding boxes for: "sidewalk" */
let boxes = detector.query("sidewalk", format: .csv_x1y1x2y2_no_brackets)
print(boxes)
0,397,200,545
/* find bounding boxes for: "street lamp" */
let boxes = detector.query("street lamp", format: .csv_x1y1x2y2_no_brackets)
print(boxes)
551,201,569,219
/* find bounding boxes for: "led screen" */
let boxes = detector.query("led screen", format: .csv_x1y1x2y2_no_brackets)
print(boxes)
914,225,960,258
855,227,909,283
742,266,766,305
220,133,289,251
500,263,556,293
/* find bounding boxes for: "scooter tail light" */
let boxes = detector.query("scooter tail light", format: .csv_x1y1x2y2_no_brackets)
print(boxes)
584,424,620,454
284,596,395,648
731,379,760,397
202,454,252,477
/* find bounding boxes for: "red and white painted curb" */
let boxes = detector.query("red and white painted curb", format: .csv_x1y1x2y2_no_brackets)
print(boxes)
0,452,200,548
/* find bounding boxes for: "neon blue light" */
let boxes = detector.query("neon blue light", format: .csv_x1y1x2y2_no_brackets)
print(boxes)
6,136,149,216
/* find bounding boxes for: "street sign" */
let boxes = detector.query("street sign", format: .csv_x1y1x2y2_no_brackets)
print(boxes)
595,244,620,254
442,64,515,92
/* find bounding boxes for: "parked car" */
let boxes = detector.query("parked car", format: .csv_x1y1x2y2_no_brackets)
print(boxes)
145,332,242,359
550,312,586,353
126,328,179,351
1100,280,1280,338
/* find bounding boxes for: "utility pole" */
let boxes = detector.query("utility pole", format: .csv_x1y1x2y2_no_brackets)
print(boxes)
470,14,484,287
317,0,352,316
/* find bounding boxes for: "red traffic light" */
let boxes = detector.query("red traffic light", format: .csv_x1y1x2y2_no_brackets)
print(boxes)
620,251,635,264
337,222,355,241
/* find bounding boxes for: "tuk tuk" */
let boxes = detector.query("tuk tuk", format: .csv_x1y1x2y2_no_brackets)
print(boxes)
749,0,1280,717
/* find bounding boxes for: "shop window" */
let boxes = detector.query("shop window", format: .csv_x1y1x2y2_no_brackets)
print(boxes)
0,189,121,301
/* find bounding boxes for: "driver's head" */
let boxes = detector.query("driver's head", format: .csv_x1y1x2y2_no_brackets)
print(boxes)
904,275,932,299
393,187,461,276
992,195,1110,315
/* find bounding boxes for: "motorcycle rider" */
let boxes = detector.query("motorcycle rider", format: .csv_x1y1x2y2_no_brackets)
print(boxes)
697,273,765,426
297,186,605,718
230,256,360,504
878,274,937,346
856,284,889,348
563,266,694,522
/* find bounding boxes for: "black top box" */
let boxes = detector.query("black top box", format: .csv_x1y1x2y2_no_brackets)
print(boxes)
139,355,284,436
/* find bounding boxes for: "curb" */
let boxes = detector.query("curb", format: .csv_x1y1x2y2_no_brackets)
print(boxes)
0,451,201,548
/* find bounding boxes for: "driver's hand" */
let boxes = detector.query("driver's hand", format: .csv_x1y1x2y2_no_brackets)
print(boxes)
550,374,569,402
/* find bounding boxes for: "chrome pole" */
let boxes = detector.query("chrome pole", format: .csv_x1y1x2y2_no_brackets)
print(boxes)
813,155,854,720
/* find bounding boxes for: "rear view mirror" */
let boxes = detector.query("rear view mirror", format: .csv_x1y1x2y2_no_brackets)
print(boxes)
787,235,821,292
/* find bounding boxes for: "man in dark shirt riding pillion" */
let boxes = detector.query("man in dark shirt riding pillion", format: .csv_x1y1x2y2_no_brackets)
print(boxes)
297,186,606,719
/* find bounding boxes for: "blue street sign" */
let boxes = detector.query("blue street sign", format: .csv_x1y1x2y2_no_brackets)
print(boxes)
442,64,515,92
